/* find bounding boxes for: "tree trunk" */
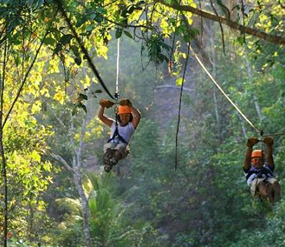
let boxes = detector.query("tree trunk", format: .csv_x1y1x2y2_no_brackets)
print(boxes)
70,103,92,247
208,22,221,138
52,107,92,247
0,128,8,247
0,41,8,247
244,50,264,122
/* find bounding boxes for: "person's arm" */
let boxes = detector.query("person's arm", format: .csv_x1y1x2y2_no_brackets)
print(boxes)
98,99,114,128
131,105,141,129
263,136,274,169
243,137,259,171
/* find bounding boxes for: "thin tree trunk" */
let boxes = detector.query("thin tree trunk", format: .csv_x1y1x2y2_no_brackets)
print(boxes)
51,109,92,247
238,114,248,139
0,40,8,247
244,51,264,121
69,97,92,247
0,128,7,247
208,22,221,138
72,111,92,247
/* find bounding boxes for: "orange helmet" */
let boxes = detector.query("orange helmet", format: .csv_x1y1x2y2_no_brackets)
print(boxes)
118,105,132,115
251,150,263,159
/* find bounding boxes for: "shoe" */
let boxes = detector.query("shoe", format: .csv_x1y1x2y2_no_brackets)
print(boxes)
104,164,112,173
103,148,114,164
103,149,116,172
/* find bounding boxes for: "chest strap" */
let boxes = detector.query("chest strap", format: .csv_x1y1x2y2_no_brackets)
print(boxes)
246,167,273,180
108,123,128,144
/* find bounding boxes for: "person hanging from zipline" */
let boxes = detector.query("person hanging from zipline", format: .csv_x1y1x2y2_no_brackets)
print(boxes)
98,98,141,172
243,136,281,204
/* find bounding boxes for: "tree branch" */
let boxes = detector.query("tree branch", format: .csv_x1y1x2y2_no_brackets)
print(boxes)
49,152,74,173
157,0,285,45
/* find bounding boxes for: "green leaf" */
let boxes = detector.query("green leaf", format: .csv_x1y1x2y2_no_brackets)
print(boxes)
86,24,94,32
176,77,184,86
79,93,88,100
78,102,87,113
94,13,104,23
235,36,245,45
53,44,63,55
60,34,74,46
115,29,122,39
74,57,82,65
44,37,56,45
94,89,102,93
71,45,80,57
124,30,133,39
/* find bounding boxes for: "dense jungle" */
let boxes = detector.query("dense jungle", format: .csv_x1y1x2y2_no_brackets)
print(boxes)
1,0,285,246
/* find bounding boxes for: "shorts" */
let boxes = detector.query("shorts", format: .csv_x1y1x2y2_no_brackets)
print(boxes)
250,177,277,196
103,142,129,158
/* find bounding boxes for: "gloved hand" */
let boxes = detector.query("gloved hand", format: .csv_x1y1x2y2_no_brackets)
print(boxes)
99,99,114,108
263,136,273,146
246,137,259,147
119,98,132,107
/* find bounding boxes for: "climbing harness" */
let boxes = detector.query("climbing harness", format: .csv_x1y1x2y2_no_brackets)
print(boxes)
108,125,128,144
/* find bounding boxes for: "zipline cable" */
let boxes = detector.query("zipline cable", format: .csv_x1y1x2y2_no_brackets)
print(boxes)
115,38,120,99
55,0,115,100
114,38,120,133
190,45,261,135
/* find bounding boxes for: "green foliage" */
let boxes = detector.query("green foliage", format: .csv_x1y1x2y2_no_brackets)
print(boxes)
1,0,285,246
144,34,171,64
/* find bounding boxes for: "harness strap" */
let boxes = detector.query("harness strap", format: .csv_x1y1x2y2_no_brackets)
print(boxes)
107,123,128,144
246,167,273,181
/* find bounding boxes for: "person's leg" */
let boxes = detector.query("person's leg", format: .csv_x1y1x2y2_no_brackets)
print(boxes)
113,143,128,163
272,181,281,203
265,183,274,203
257,180,268,199
266,178,281,203
114,151,122,162
103,143,116,172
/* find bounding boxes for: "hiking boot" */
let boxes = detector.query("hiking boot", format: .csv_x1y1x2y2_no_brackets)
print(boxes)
104,164,112,173
103,148,114,164
103,149,116,173
104,158,119,173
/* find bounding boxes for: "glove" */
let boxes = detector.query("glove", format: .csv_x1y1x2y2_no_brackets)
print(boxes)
263,136,273,146
99,99,114,108
119,98,132,107
246,137,259,147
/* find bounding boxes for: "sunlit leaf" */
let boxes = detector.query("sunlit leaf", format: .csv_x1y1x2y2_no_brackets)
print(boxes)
53,91,65,104
176,77,185,86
